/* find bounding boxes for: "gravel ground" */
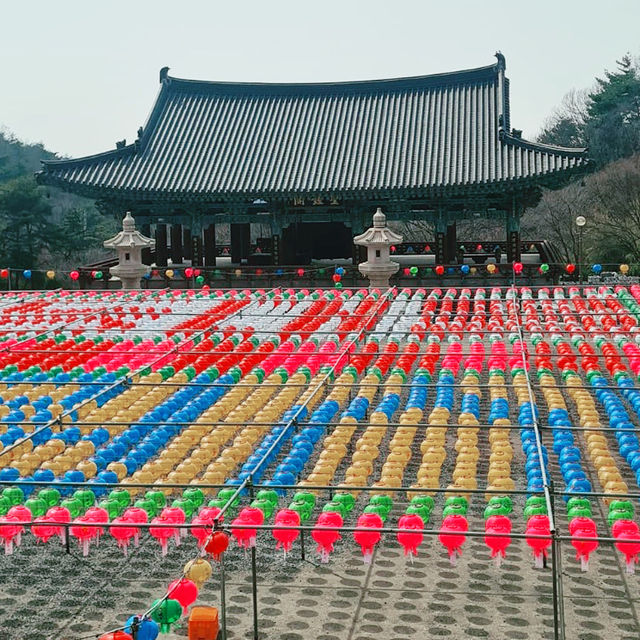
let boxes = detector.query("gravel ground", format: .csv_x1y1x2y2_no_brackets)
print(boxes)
2,323,640,639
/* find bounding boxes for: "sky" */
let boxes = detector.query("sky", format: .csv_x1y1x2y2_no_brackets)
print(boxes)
2,0,639,158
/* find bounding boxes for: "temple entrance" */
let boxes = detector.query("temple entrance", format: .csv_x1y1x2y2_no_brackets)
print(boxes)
281,222,352,264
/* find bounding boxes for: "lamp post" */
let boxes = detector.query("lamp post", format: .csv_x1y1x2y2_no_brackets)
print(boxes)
576,216,586,283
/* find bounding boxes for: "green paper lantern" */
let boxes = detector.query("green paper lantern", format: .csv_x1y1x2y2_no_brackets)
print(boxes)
150,598,182,633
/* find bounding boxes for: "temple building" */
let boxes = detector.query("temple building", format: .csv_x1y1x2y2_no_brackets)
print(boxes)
38,53,588,266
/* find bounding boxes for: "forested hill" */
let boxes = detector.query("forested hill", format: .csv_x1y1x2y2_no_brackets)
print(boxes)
524,54,640,267
0,130,118,273
0,131,56,182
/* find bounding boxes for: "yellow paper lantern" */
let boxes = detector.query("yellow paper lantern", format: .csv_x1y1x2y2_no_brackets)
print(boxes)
235,269,242,277
487,263,496,274
620,263,630,274
165,269,175,279
46,270,56,279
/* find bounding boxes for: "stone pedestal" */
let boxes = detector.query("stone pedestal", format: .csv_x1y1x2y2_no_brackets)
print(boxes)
354,208,403,289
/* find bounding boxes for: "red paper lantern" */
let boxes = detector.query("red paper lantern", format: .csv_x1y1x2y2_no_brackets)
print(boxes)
297,268,305,277
204,530,229,561
69,270,80,281
167,577,199,614
98,632,133,640
312,511,343,563
403,267,411,276
256,268,263,276
272,508,301,554
353,513,383,564
397,513,424,557
332,274,341,283
435,265,445,276
566,264,576,274
184,267,194,278
513,262,523,274
0,269,7,279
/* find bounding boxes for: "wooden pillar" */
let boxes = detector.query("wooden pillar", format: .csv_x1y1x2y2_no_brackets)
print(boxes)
272,234,281,265
191,233,203,266
231,223,250,263
434,212,446,264
445,222,457,264
183,227,192,261
141,223,152,264
506,202,521,263
170,223,183,263
155,224,168,266
203,224,216,266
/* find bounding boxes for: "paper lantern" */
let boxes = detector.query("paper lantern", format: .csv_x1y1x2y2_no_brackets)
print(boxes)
592,264,602,274
69,270,80,281
540,263,549,273
98,632,133,640
234,269,242,277
150,598,182,633
439,515,468,565
484,515,512,567
332,274,341,283
204,530,229,561
435,265,444,276
184,558,212,588
95,270,103,280
620,264,630,274
297,268,305,277
196,275,205,285
0,269,8,279
403,268,411,276
22,270,31,279
167,578,198,614
165,269,174,279
124,616,159,640
513,262,523,274
410,266,418,276
335,267,345,276
46,270,55,279
487,263,496,274
184,267,194,278
396,513,424,557
460,265,469,275
566,264,576,274
273,508,301,555
312,511,343,563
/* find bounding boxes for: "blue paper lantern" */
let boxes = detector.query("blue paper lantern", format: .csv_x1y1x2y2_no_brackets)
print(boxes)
460,264,470,275
592,264,602,274
22,270,31,279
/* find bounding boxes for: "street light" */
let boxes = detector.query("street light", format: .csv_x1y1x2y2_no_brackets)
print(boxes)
576,216,586,283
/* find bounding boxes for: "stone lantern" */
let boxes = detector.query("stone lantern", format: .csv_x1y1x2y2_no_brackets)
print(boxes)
354,208,403,288
104,212,155,289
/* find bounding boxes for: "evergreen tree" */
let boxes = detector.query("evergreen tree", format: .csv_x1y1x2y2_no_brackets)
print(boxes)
0,176,61,269
585,55,640,165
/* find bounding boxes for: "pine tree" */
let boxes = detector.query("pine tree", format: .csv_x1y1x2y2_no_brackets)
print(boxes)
585,55,640,165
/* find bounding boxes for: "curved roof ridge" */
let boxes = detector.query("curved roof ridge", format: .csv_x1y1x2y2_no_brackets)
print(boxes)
500,131,588,157
41,144,136,168
162,61,501,94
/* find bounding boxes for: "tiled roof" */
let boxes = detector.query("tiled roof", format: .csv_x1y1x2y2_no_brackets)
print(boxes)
39,55,588,201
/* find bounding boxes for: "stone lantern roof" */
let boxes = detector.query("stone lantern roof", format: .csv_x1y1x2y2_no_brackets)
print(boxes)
354,208,403,246
104,212,155,250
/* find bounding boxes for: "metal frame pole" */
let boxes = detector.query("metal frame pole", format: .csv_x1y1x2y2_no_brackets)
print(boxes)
220,554,227,640
248,480,259,640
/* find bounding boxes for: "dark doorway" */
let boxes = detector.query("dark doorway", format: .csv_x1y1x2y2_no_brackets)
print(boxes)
281,223,352,264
